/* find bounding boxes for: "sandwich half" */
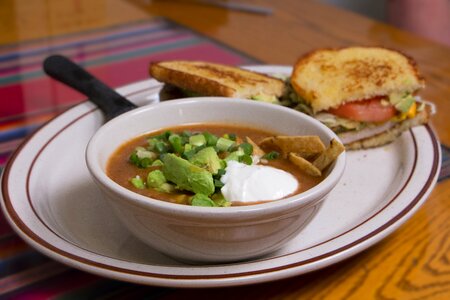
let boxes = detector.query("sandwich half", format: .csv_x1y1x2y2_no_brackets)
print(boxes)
149,60,285,103
289,46,430,150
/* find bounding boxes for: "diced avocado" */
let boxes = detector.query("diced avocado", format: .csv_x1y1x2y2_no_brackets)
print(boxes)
389,93,415,113
189,147,222,174
150,159,163,167
147,170,175,193
147,170,166,188
216,137,235,152
251,94,280,104
190,193,216,207
189,172,215,196
158,183,175,193
130,176,145,189
395,95,415,113
184,143,193,152
189,134,206,147
162,154,215,195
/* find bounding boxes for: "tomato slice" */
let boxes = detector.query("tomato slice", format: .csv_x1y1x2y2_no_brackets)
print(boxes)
327,97,397,122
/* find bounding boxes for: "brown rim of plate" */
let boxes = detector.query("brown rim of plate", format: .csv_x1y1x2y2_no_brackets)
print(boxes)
1,86,440,281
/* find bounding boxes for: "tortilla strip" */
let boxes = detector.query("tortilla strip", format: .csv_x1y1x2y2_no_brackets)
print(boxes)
312,139,345,171
258,137,278,152
259,136,326,158
288,153,322,177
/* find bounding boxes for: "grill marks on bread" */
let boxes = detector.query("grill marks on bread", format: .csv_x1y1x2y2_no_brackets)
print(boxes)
291,47,424,113
195,64,267,85
344,59,394,91
149,61,285,99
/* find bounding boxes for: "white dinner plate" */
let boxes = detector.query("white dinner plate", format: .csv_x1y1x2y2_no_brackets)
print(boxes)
0,66,441,288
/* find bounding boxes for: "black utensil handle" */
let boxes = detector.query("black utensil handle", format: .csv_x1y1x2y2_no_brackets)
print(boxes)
43,55,137,120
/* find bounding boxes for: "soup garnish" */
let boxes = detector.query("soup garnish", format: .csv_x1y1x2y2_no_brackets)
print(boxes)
106,124,343,207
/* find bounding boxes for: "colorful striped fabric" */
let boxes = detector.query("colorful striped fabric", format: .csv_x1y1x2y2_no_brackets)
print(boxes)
0,18,259,299
0,17,259,169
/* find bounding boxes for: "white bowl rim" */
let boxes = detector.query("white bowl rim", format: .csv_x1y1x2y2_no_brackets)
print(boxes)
85,97,346,217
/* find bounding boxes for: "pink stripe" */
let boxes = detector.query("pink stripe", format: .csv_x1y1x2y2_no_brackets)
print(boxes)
0,139,24,154
0,156,9,166
0,29,177,72
0,79,81,119
0,43,252,118
0,31,192,77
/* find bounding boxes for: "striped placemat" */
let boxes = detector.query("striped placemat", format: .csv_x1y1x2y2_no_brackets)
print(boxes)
0,17,260,298
0,17,259,170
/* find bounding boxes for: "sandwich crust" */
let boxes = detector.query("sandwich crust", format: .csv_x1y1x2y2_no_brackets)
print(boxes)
149,60,285,98
291,47,424,113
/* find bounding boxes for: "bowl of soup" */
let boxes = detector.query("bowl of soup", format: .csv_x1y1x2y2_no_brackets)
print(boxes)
86,97,346,263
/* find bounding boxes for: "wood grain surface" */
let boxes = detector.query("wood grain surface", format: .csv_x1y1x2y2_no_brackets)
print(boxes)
0,0,449,299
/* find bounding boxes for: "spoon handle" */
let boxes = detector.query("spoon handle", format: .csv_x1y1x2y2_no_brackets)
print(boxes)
43,55,137,121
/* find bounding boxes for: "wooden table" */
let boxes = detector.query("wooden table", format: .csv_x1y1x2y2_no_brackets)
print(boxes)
1,0,449,298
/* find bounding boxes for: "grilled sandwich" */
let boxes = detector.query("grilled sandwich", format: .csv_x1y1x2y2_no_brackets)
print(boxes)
149,60,285,103
288,46,431,149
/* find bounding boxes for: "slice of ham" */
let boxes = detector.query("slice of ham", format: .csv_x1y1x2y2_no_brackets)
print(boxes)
343,108,431,150
337,99,434,146
338,121,396,144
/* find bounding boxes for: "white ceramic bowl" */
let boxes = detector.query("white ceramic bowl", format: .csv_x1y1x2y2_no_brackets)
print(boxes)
86,97,346,263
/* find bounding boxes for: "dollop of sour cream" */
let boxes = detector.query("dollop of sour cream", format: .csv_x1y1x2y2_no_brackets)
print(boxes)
220,160,299,203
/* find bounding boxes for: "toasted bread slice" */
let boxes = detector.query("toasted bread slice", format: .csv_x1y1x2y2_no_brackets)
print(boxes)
149,60,285,99
291,47,424,113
